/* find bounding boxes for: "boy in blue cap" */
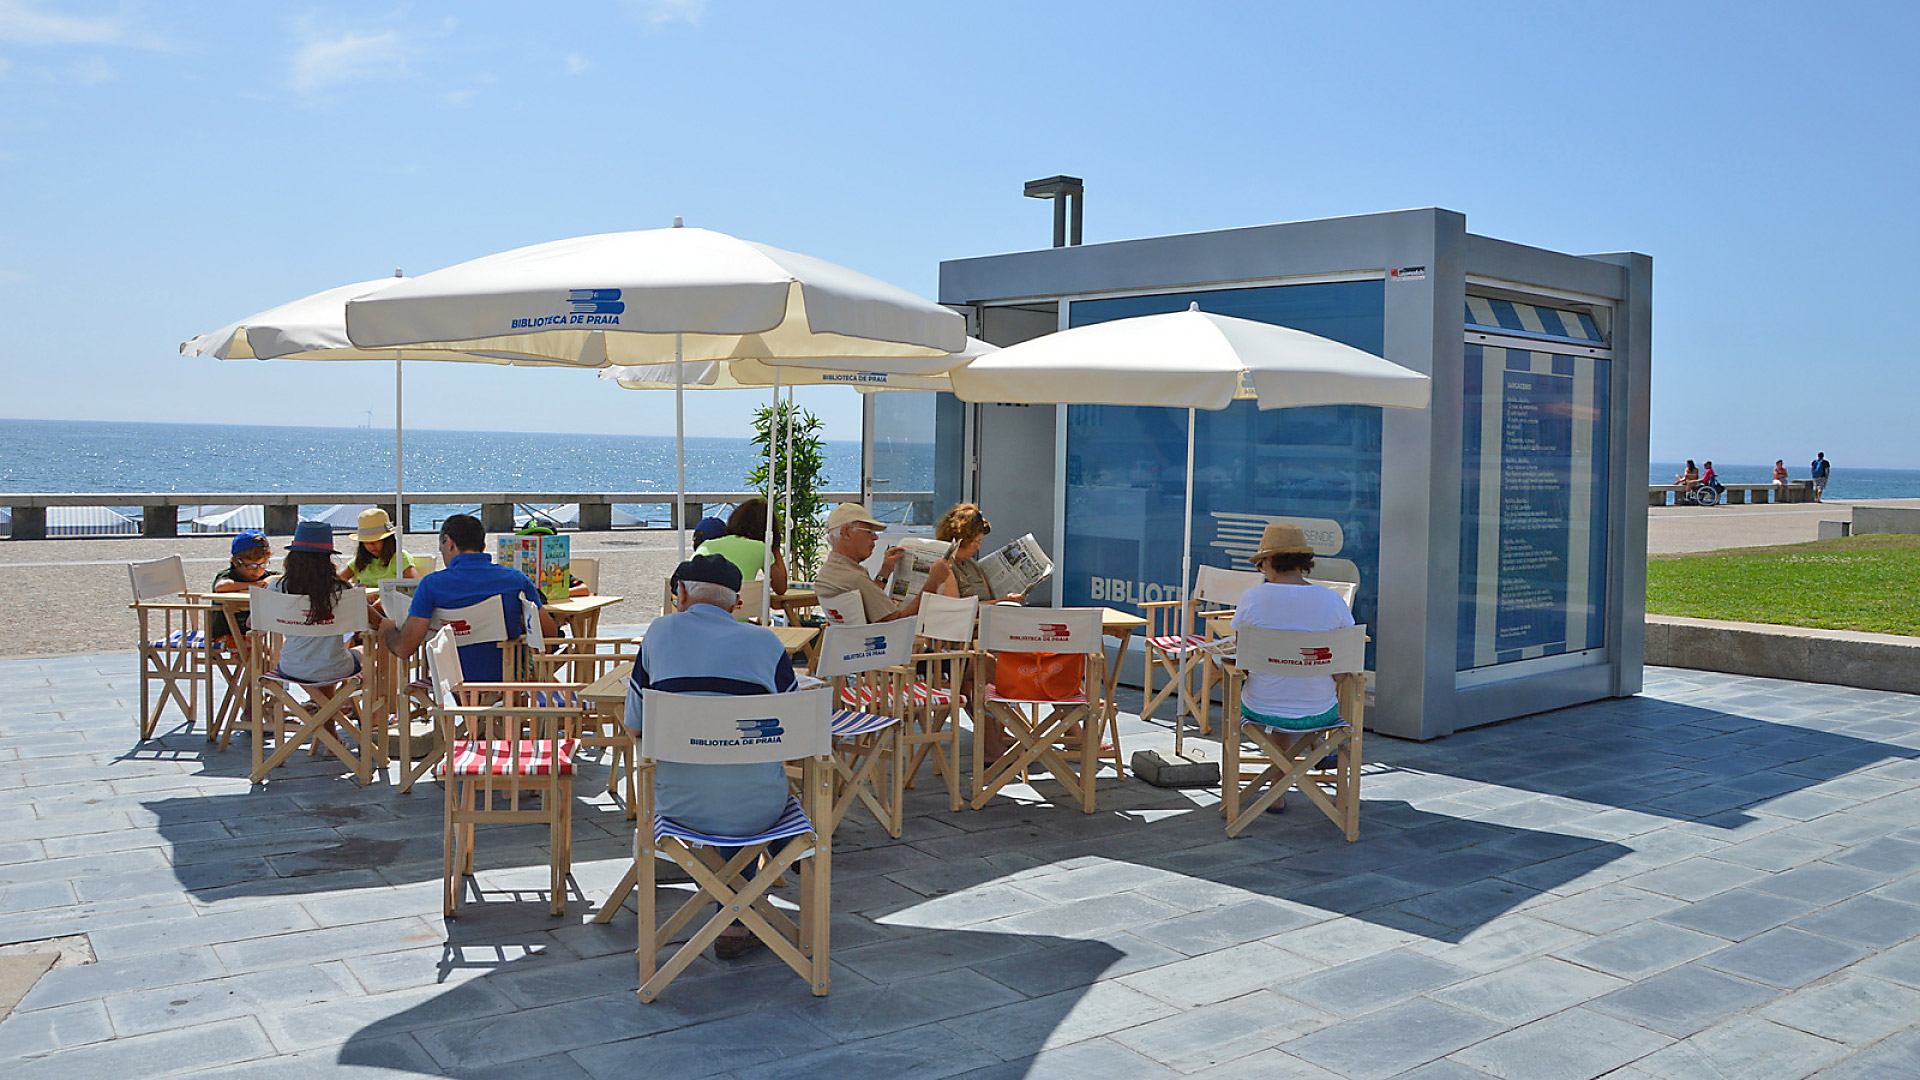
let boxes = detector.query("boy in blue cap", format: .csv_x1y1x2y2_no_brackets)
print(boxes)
210,529,278,646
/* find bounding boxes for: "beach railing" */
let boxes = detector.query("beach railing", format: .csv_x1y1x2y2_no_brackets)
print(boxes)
2,491,935,540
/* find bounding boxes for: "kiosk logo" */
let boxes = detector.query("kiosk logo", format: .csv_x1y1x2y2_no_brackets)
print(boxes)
1300,647,1334,661
1008,623,1072,643
1211,512,1344,560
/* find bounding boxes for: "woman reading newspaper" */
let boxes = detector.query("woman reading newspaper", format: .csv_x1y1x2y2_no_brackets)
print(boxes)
932,503,1025,602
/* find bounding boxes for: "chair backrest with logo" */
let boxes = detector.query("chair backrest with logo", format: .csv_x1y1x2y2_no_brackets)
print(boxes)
248,586,371,638
640,687,832,765
128,555,189,602
979,606,1102,702
1234,624,1367,679
817,591,867,627
427,596,509,649
916,592,979,645
1193,566,1262,608
815,621,919,679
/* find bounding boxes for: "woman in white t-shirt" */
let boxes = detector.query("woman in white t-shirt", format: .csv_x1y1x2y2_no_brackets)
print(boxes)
1231,522,1356,731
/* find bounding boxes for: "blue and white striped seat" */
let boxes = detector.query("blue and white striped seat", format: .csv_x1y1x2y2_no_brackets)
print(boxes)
653,794,814,849
152,629,207,649
830,708,899,737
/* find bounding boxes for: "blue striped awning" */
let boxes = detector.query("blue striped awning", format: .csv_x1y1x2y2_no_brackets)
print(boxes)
1466,296,1604,345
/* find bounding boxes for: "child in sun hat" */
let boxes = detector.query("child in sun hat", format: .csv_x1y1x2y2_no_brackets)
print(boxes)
271,521,367,684
338,507,421,587
209,529,277,646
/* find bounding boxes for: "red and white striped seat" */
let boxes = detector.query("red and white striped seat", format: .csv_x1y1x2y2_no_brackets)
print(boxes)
444,737,579,777
1145,633,1207,654
985,684,1088,706
839,681,951,710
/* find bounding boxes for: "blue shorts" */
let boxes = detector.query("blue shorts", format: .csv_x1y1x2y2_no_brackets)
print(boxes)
1241,703,1343,731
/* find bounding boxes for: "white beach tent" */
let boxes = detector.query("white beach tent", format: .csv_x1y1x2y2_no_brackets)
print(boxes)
311,504,377,528
950,306,1431,741
521,504,643,529
344,223,970,572
48,506,138,537
188,505,264,533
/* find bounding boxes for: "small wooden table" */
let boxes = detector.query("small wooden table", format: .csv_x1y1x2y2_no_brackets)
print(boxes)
544,594,625,638
770,587,819,622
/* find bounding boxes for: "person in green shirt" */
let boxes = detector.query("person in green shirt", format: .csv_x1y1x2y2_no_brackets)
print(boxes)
338,508,422,588
695,498,789,611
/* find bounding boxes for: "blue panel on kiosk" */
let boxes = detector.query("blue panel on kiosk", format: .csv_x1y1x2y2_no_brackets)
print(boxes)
1061,282,1386,650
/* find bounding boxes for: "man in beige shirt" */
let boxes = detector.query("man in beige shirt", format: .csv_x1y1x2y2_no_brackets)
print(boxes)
814,502,951,622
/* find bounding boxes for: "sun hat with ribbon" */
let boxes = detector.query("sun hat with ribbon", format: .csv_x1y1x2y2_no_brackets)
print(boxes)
288,520,336,554
351,507,396,543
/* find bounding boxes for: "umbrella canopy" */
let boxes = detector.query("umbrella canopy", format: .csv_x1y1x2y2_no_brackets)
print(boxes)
181,277,604,366
949,308,1430,411
344,226,968,370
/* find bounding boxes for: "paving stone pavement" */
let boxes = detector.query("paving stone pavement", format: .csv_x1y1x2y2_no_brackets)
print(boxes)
3,654,1920,1078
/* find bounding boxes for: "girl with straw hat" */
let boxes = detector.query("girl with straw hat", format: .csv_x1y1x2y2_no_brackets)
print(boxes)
337,508,422,587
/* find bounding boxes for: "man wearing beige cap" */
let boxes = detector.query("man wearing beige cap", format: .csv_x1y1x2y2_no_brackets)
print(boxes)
814,502,952,622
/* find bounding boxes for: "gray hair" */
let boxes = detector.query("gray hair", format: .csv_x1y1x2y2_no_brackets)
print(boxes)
681,581,738,611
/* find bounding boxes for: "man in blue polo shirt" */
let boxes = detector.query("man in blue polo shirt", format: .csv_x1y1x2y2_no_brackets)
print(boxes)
625,553,797,959
380,513,556,682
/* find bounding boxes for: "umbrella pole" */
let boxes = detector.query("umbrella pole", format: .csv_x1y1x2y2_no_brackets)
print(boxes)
394,351,404,537
674,332,686,561
784,384,794,558
763,367,780,624
1176,406,1196,758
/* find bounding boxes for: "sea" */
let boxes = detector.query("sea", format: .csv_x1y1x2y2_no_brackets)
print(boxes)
1648,461,1920,501
0,418,884,528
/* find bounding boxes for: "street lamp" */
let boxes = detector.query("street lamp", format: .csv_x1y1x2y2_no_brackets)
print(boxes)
1024,175,1084,248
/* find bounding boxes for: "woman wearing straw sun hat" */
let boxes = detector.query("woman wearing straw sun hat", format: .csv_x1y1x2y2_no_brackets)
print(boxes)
337,508,422,588
1231,522,1359,813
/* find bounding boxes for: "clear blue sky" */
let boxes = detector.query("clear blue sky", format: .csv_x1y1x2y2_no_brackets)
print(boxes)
3,1,1916,466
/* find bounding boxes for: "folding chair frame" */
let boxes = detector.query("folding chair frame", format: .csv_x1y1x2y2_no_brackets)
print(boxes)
435,686,584,917
827,668,907,838
631,757,832,1001
1221,654,1366,841
132,599,215,742
529,638,644,815
246,632,372,786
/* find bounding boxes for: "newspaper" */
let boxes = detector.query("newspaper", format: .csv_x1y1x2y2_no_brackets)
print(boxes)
978,532,1054,599
885,538,953,600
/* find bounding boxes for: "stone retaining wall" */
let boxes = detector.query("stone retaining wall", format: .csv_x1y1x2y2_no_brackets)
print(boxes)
1646,614,1920,695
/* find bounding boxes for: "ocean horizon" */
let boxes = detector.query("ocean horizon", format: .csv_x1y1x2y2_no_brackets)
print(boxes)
0,417,912,529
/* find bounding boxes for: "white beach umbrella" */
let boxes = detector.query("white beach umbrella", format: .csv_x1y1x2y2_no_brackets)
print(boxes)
951,306,1431,743
182,275,606,535
345,223,969,564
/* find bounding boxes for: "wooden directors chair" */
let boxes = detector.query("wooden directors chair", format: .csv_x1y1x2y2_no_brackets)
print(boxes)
423,628,585,917
1220,624,1368,841
816,621,917,837
621,687,835,1002
1140,565,1262,748
972,606,1109,814
245,586,373,785
907,592,980,811
128,556,216,742
529,637,644,814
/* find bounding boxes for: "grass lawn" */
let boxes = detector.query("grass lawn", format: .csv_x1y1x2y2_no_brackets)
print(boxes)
1647,534,1920,636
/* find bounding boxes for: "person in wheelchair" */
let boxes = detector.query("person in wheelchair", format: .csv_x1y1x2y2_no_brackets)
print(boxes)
1674,460,1702,496
1700,461,1723,496
623,553,800,960
1232,523,1359,811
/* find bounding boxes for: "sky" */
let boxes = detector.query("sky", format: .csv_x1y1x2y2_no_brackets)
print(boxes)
2,1,1917,466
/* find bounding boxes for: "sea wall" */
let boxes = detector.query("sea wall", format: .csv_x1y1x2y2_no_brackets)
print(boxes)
1646,614,1920,696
